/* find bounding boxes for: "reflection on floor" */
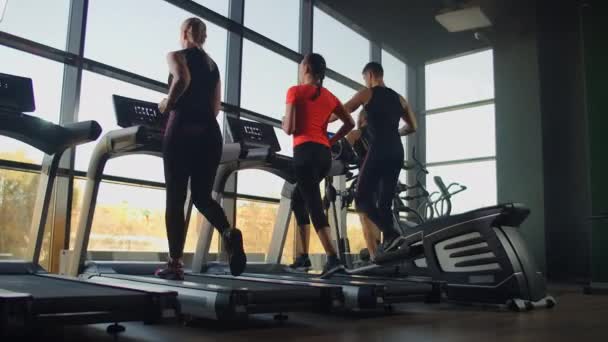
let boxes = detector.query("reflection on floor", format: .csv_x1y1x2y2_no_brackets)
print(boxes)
6,285,608,342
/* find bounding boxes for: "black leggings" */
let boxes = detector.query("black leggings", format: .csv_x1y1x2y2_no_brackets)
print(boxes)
292,142,332,231
163,113,230,260
355,145,403,239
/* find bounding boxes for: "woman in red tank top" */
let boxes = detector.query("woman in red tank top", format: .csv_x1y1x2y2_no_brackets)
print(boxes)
282,53,354,274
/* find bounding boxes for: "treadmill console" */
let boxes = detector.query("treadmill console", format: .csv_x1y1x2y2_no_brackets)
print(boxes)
0,73,35,112
226,116,281,152
113,95,164,131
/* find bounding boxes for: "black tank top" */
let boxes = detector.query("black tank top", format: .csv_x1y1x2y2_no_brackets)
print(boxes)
363,86,404,157
168,47,219,125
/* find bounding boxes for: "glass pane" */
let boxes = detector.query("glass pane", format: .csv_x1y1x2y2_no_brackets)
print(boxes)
346,212,367,254
0,169,39,260
324,77,358,133
241,39,297,117
314,7,369,82
280,215,297,265
85,0,227,87
76,71,167,182
237,170,286,199
236,199,283,260
426,50,494,110
185,212,219,254
0,0,70,49
427,160,497,214
0,46,63,164
244,0,299,51
275,127,293,157
426,104,496,163
193,0,229,16
70,179,217,253
382,49,407,97
74,180,167,252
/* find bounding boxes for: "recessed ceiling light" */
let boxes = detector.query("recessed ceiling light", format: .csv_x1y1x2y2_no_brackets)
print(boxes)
436,6,492,32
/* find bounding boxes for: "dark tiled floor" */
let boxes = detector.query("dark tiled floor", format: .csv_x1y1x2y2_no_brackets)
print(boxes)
9,285,608,341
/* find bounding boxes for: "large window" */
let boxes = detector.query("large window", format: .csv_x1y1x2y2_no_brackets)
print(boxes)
0,169,39,260
426,105,496,163
426,49,494,110
85,0,227,88
238,39,298,199
0,0,70,49
313,7,370,82
244,0,300,51
193,0,229,17
427,161,497,213
240,39,297,118
76,71,167,182
424,50,496,213
237,199,297,260
1,0,375,272
325,77,359,133
381,49,407,97
70,179,213,253
0,47,64,164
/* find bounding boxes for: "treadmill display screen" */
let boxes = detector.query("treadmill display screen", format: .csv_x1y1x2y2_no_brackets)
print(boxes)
113,94,164,130
0,73,35,112
227,116,281,152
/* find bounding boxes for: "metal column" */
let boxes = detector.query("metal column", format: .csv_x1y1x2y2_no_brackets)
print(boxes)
266,182,296,264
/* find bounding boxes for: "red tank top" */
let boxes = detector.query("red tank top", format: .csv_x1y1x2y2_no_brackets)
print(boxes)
285,84,341,148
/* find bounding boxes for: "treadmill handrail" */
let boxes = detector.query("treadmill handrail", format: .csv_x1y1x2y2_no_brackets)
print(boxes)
69,125,243,276
0,110,102,155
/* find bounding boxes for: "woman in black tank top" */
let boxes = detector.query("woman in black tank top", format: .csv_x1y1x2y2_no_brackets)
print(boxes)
343,62,418,259
156,18,246,280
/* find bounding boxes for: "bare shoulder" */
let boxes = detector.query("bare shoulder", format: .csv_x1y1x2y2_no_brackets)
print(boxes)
166,50,185,63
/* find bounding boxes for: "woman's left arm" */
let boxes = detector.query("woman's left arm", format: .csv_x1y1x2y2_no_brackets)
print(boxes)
282,103,296,135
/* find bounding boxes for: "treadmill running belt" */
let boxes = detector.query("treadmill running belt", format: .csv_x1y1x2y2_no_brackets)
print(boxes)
0,275,144,298
183,274,316,291
254,272,433,293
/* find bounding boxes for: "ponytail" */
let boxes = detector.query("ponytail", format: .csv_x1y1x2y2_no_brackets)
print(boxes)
312,74,324,101
304,53,327,101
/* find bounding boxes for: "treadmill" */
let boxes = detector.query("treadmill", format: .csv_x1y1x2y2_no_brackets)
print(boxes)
66,95,343,321
188,118,442,311
0,73,178,333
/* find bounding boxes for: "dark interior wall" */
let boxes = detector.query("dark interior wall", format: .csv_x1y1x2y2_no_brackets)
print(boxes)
537,1,591,281
493,0,547,271
582,1,608,284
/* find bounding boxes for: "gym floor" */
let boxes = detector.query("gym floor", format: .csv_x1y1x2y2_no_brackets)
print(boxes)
11,285,608,341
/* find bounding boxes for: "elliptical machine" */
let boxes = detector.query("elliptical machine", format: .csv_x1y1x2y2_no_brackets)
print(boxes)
324,144,556,311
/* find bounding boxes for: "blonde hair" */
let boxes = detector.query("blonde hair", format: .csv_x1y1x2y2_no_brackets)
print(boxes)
182,17,207,45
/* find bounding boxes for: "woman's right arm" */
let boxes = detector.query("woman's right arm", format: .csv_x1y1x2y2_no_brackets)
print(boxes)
282,87,298,135
329,103,355,145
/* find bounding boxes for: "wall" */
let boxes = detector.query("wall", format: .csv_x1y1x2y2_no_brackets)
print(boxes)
493,0,547,271
537,1,591,281
582,1,608,285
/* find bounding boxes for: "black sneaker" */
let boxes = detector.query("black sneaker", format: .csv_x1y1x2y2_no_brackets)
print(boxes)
289,255,312,271
353,259,373,268
378,234,404,254
154,259,184,281
321,257,344,276
359,248,371,261
223,228,247,276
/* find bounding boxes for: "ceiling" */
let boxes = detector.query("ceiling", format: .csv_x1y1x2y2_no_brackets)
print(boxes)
316,0,492,65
